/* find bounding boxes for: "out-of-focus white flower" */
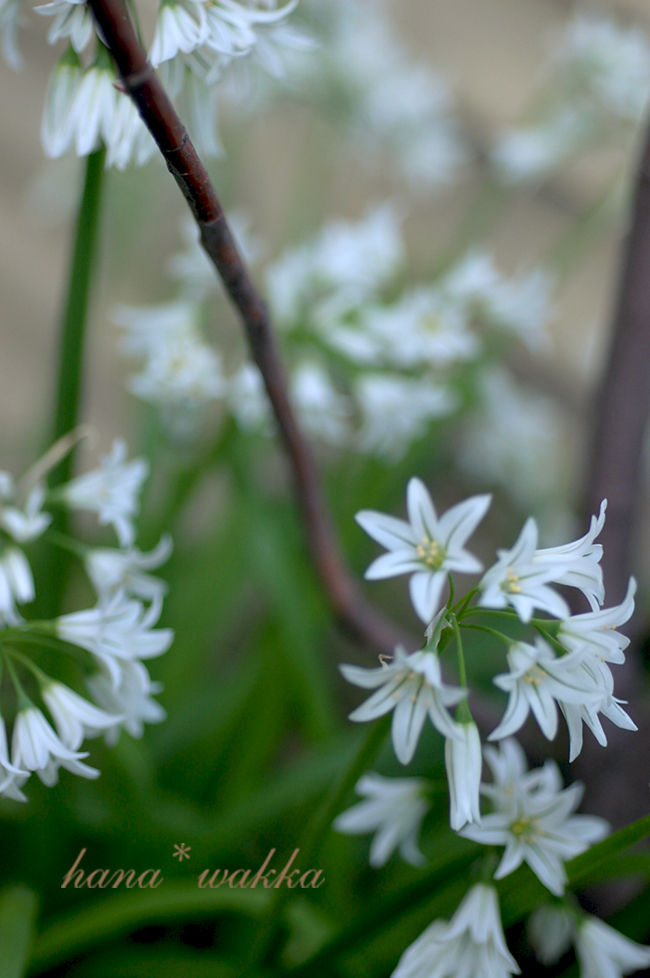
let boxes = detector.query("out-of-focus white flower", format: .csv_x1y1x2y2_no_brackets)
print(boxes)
390,883,520,978
226,363,270,432
489,638,603,744
42,681,121,750
0,482,51,544
290,362,350,447
201,0,297,61
12,706,100,786
555,14,650,121
355,374,458,461
68,61,119,157
87,659,166,742
575,915,650,978
0,547,35,625
0,0,22,68
85,537,172,602
462,763,608,896
150,0,207,68
445,719,482,831
105,92,157,170
356,479,490,623
486,268,555,351
492,108,589,184
481,738,561,812
59,439,148,547
334,772,429,867
528,904,574,966
41,48,84,158
56,593,173,684
341,646,466,764
0,716,28,801
35,0,95,54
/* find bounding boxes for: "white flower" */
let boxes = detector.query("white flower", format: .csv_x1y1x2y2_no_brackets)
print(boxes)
390,883,520,978
201,0,297,62
340,646,466,764
85,537,172,602
11,706,100,786
355,374,458,462
35,0,95,53
69,62,119,157
56,592,173,685
150,0,206,67
334,772,429,867
0,483,51,543
445,719,482,831
528,904,574,966
60,439,148,547
42,681,121,750
575,916,650,978
461,771,608,896
0,0,22,68
0,715,28,801
558,577,635,664
41,49,84,158
356,479,490,623
489,638,603,744
0,547,35,624
479,518,571,622
486,267,555,352
492,108,588,183
290,362,350,447
481,738,562,812
86,660,166,743
532,500,606,611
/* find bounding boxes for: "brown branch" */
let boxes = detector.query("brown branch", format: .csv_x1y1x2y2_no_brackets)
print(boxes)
87,0,410,655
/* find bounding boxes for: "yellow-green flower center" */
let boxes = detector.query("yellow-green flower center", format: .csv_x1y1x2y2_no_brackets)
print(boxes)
415,538,445,569
505,568,522,593
510,815,539,841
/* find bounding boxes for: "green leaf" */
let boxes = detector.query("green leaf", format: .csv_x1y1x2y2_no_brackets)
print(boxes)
29,884,269,973
0,885,38,978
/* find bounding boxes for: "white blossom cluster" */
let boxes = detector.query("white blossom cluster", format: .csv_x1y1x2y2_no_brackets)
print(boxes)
0,438,172,800
1,0,303,167
336,478,649,977
115,207,557,460
493,12,650,183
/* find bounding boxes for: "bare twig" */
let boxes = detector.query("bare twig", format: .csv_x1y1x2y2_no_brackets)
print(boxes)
87,0,410,655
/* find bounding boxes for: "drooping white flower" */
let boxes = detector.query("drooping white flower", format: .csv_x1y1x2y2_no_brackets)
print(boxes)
11,706,100,786
575,916,650,978
0,547,35,624
60,439,148,547
84,536,172,602
390,883,520,978
68,61,119,157
528,904,574,966
444,719,482,831
558,577,636,664
149,0,207,68
356,479,490,623
340,646,466,764
86,659,166,743
35,0,95,54
461,770,608,896
41,48,84,158
201,0,297,62
56,592,174,684
492,108,589,184
42,681,122,750
334,772,429,867
290,362,350,447
0,0,22,68
489,638,604,744
0,716,28,801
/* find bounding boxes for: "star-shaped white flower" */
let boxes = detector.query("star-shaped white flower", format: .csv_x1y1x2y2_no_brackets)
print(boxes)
340,646,466,764
356,479,490,623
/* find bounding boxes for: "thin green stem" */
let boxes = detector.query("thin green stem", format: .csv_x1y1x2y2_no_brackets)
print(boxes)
461,622,514,646
41,146,106,618
449,614,472,723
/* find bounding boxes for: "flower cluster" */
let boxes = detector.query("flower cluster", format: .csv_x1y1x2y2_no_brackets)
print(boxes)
115,207,556,458
493,12,650,183
3,0,303,167
0,437,172,800
335,478,648,977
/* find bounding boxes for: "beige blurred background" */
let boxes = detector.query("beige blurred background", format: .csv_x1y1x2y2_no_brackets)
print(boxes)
1,0,650,474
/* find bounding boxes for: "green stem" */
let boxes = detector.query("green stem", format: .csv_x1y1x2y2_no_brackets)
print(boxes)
49,146,106,486
241,717,390,973
40,146,106,618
